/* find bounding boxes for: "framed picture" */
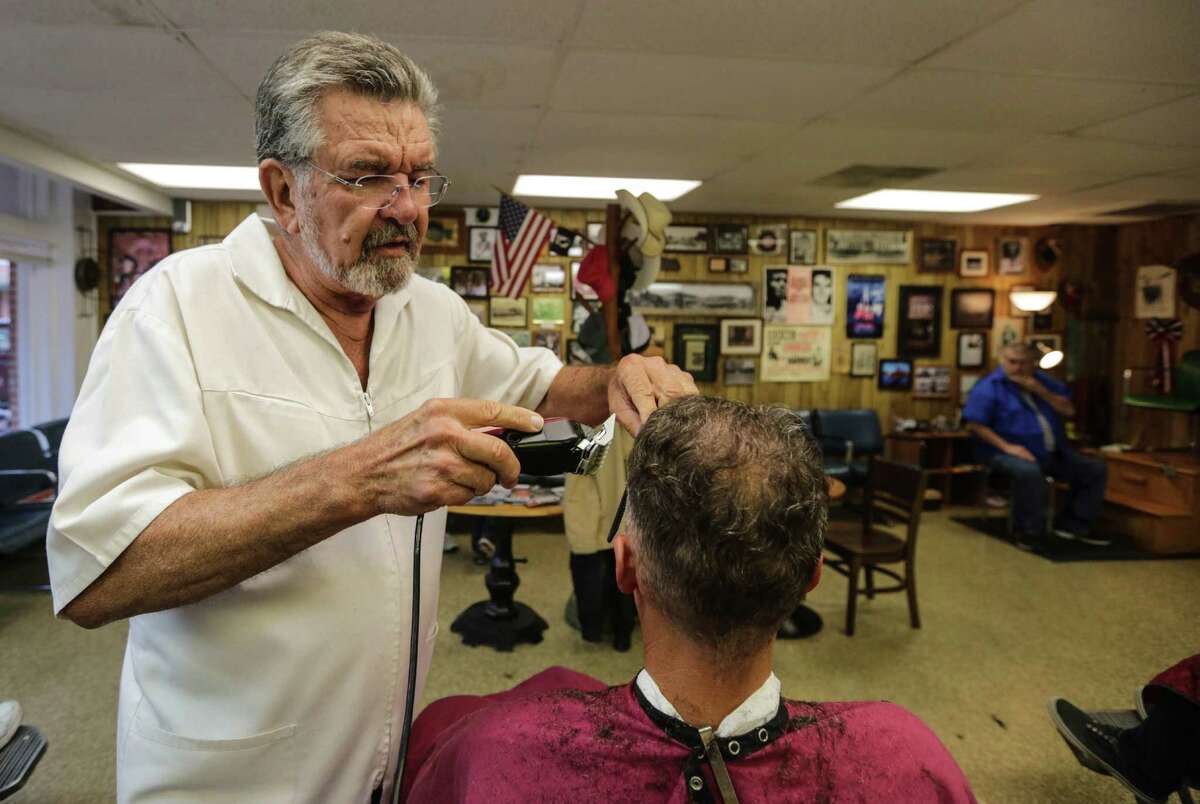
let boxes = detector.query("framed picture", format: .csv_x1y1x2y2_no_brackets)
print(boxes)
957,332,988,369
531,296,566,326
549,227,584,257
645,319,668,350
720,318,762,355
762,266,834,325
629,282,756,316
664,225,710,253
713,224,748,255
959,249,989,278
789,229,818,264
959,372,982,402
918,238,957,273
570,261,599,301
498,328,531,347
850,342,877,377
913,365,952,399
997,237,1029,275
749,224,787,256
424,210,463,254
532,328,562,356
993,316,1025,349
489,297,527,328
672,323,720,382
1033,310,1055,332
728,258,749,273
826,229,911,265
1135,264,1177,319
951,288,995,329
708,257,728,273
416,265,451,286
451,265,490,299
465,299,488,326
878,359,913,391
723,358,756,386
761,325,831,382
109,228,172,307
468,227,498,263
531,263,565,293
845,274,886,339
898,285,943,357
660,257,682,273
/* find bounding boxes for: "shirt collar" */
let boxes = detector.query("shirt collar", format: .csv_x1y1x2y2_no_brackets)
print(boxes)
635,668,781,738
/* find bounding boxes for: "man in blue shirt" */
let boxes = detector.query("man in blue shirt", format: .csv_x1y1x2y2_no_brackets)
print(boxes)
963,343,1109,550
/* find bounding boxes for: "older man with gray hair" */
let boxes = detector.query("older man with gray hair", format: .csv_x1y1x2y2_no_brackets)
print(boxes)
48,31,694,802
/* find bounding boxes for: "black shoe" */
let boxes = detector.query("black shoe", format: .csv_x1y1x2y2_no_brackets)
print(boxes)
612,630,632,652
1054,527,1112,547
1047,698,1167,803
1014,532,1040,552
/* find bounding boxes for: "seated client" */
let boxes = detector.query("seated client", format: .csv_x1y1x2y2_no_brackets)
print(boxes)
402,396,975,802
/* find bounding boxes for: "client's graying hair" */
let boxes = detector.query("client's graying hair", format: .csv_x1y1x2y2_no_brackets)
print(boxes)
255,31,441,165
626,396,827,661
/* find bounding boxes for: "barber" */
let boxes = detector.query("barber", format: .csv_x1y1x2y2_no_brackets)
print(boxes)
48,31,695,803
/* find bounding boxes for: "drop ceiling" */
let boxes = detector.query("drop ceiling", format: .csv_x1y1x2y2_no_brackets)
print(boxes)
1,0,1198,225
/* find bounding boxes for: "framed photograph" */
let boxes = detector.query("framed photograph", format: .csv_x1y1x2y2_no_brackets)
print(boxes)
424,210,463,254
997,237,1029,275
416,265,450,286
531,263,566,293
708,257,728,273
570,261,599,301
959,372,982,402
850,342,878,377
749,224,787,256
957,332,988,368
713,224,748,255
629,282,756,316
664,225,710,253
918,238,957,273
468,227,498,263
1135,264,1177,319
845,274,886,339
959,249,989,278
762,266,835,325
993,316,1025,349
645,319,668,350
660,257,682,273
761,325,831,383
789,229,818,265
464,206,499,227
549,227,584,257
451,265,490,299
531,296,566,326
465,299,488,326
1033,310,1055,332
672,323,720,382
728,258,749,273
951,288,995,329
532,328,562,356
913,365,952,399
489,297,527,328
109,228,172,307
724,358,756,386
898,285,943,358
826,229,911,265
720,318,762,355
877,359,913,391
498,328,531,347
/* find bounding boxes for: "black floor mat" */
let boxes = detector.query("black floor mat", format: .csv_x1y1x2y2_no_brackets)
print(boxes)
951,516,1200,563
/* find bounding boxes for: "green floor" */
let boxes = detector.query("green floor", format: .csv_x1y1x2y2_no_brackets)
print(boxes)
3,509,1196,802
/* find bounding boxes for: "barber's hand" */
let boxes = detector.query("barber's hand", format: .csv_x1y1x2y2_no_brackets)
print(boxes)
1004,443,1037,463
1008,374,1038,392
608,354,698,435
356,398,543,515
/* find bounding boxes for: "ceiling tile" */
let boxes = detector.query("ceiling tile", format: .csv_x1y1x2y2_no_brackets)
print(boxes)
3,0,158,26
969,134,1200,174
766,122,1017,169
905,167,1130,194
1076,94,1200,148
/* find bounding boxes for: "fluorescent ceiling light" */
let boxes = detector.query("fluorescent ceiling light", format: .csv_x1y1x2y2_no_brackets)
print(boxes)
835,189,1038,213
513,175,700,201
119,163,261,191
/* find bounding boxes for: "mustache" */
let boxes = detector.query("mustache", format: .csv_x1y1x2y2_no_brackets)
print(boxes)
363,222,421,252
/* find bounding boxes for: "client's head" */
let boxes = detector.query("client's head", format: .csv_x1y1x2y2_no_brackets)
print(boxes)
616,396,827,663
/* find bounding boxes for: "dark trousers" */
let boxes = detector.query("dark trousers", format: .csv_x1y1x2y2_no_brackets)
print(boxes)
988,447,1107,537
1119,685,1200,797
569,550,635,645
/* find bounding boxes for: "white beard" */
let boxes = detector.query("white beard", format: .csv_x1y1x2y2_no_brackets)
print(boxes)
298,207,414,298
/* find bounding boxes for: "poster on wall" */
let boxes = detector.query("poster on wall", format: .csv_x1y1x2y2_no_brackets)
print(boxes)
898,285,943,357
913,366,952,399
845,274,885,339
761,325,831,382
110,228,172,308
672,323,719,382
826,229,911,265
762,266,834,325
1134,265,1177,319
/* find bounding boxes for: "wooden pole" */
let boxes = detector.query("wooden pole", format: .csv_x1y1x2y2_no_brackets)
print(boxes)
603,203,622,361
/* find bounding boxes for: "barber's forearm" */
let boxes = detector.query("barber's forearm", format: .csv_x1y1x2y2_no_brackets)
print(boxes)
536,366,613,426
61,446,374,629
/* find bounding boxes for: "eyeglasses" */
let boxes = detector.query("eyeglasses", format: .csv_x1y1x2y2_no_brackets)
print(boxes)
305,161,451,209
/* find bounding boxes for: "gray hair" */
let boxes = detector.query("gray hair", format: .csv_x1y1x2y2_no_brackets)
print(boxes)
625,396,827,661
255,31,441,165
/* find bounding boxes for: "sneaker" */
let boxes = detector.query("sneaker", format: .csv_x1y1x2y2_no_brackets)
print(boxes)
1135,685,1150,720
1054,527,1112,547
1047,698,1167,803
0,700,21,750
1014,532,1040,552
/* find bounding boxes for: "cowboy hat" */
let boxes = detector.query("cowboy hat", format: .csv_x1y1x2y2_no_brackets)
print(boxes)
616,189,647,249
638,192,670,258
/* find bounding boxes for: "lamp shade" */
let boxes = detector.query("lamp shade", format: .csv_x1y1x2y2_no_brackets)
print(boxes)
1033,342,1064,369
1009,289,1058,313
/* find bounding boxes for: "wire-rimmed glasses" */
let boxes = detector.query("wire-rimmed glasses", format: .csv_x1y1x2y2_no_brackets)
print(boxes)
305,161,450,209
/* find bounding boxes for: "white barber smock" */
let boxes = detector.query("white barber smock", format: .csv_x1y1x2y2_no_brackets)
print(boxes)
47,213,562,803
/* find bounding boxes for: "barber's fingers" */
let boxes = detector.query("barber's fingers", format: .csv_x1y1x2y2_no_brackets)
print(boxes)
453,429,521,488
641,356,698,404
613,358,659,429
427,397,544,433
609,382,645,436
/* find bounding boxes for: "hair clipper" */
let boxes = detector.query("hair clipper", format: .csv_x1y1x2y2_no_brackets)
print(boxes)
482,414,617,476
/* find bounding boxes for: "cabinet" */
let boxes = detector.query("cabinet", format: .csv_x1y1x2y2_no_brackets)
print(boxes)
1102,451,1200,554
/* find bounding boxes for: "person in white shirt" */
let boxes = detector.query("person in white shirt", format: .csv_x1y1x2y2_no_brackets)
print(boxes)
47,31,694,803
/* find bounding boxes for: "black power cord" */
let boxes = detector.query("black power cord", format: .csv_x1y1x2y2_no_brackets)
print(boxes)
390,512,423,804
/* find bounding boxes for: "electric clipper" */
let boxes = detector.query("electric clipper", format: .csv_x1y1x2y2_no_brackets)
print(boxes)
483,414,617,476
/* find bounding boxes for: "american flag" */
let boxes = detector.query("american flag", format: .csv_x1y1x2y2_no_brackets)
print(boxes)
492,195,554,298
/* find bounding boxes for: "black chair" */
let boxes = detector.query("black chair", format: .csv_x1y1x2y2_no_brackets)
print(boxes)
812,409,885,484
30,418,68,467
0,430,58,590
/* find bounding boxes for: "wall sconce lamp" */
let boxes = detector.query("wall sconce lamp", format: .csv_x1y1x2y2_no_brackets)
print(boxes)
1009,289,1058,313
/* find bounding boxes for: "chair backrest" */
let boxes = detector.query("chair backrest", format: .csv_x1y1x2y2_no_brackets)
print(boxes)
814,409,884,455
0,430,53,472
1177,351,1200,400
863,457,928,558
31,418,68,457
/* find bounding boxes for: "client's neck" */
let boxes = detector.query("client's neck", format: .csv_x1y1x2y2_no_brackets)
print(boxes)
638,602,774,729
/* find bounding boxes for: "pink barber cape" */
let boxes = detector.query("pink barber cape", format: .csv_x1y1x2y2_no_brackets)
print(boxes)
403,667,975,803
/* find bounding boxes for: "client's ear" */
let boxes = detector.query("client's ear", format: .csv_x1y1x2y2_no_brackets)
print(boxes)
613,534,640,595
804,555,823,595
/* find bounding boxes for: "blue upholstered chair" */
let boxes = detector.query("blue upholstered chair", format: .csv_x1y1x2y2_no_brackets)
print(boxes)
812,409,885,484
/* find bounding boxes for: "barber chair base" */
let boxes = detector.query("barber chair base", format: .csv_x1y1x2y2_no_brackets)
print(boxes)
451,602,548,652
0,726,47,801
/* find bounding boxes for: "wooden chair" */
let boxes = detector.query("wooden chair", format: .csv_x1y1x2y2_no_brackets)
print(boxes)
824,457,927,636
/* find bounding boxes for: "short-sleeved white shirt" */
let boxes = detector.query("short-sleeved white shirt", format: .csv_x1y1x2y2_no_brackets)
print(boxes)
47,213,562,803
